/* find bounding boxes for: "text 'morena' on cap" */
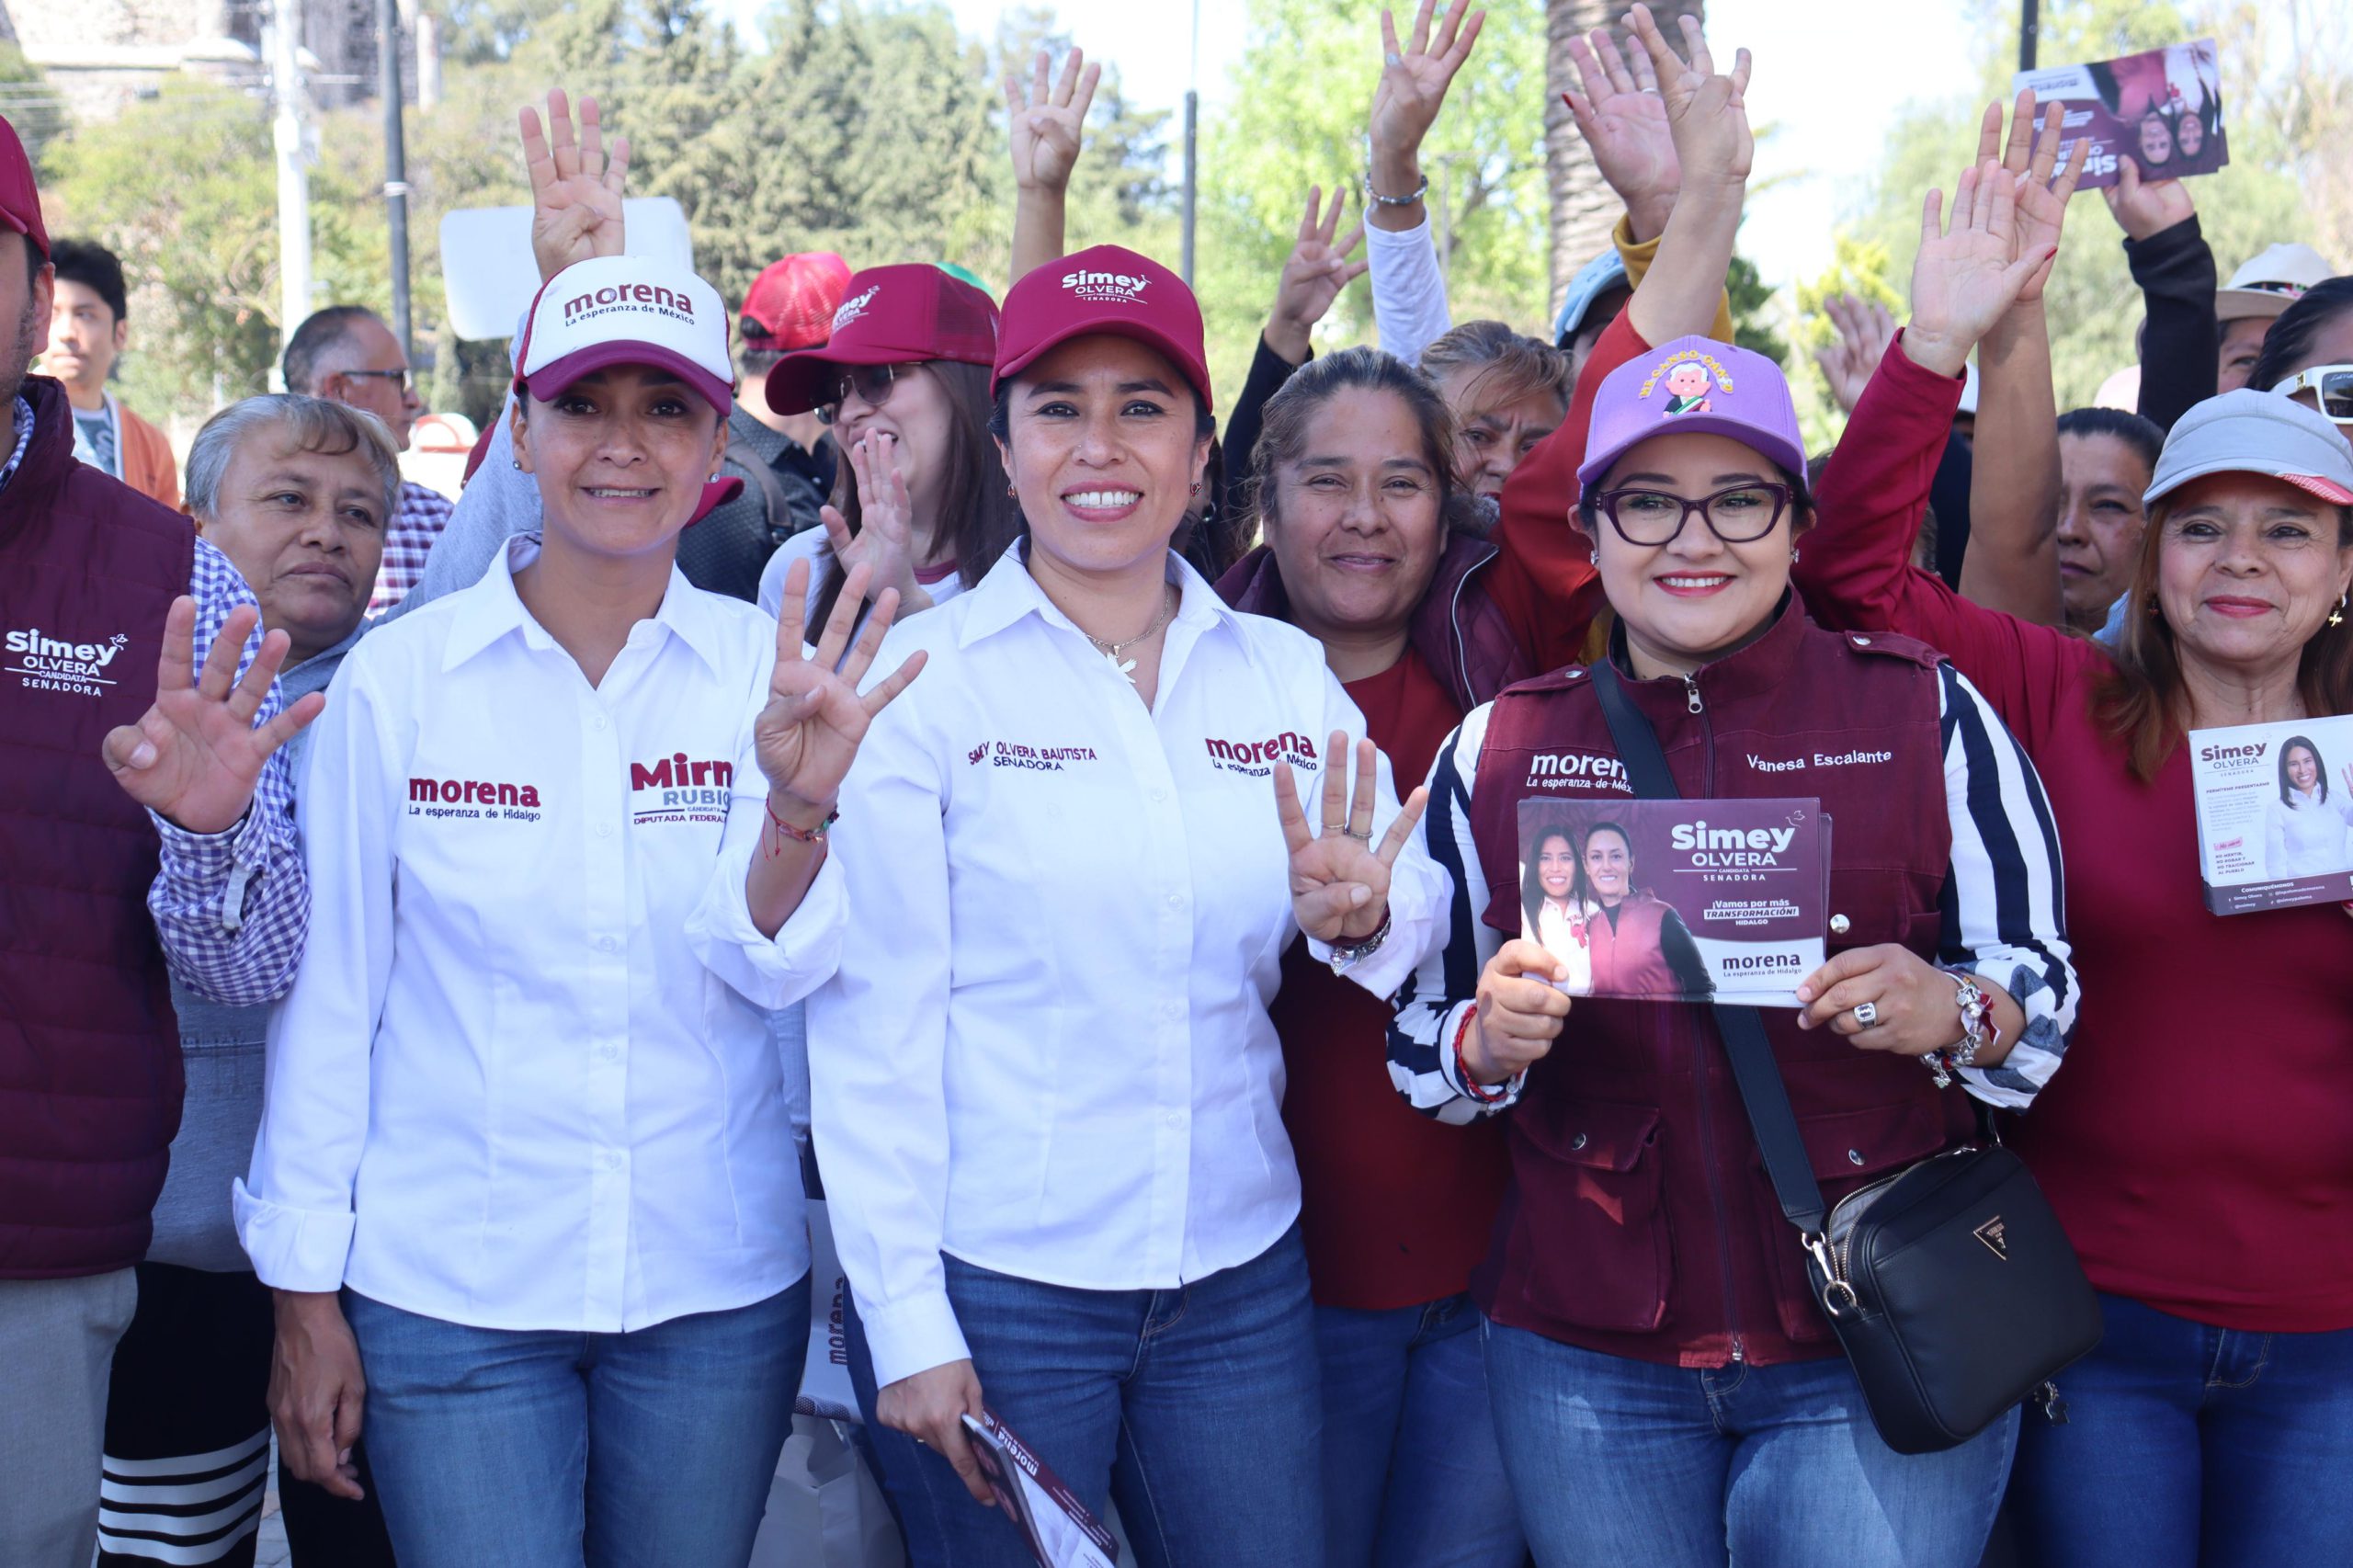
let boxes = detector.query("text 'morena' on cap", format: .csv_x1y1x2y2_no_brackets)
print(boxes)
2144,388,2353,508
993,244,1213,418
0,113,50,260
762,264,1000,416
515,256,734,417
1575,335,1809,507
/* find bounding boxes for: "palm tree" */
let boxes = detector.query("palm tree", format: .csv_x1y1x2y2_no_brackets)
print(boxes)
1545,0,1704,316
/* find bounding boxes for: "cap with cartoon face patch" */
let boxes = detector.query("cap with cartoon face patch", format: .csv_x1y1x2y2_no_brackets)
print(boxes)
516,256,734,415
2144,389,2353,507
1576,335,1808,501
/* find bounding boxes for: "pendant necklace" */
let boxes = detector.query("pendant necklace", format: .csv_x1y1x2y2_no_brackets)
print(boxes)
1084,584,1177,685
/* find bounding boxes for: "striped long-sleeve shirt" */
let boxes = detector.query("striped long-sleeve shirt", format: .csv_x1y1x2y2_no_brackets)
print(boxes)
1387,662,2076,1120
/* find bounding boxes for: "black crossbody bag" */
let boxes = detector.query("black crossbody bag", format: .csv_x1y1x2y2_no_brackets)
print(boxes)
1589,657,2101,1454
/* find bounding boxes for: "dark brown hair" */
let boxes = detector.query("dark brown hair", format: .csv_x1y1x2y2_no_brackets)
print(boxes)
2097,492,2353,780
1243,346,1483,548
810,359,1023,628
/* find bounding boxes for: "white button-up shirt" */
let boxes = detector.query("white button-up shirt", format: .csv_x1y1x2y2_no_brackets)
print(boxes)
808,548,1447,1389
235,536,843,1333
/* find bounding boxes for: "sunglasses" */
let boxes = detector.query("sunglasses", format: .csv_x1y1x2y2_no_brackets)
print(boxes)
816,363,911,425
2276,365,2353,426
1589,483,1794,547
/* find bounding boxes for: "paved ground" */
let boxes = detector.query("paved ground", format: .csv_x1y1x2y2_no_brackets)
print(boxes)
253,1475,290,1566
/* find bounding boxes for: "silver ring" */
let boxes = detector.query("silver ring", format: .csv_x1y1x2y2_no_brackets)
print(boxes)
1343,828,1373,842
1852,1001,1880,1029
1385,51,1404,66
1640,85,1662,95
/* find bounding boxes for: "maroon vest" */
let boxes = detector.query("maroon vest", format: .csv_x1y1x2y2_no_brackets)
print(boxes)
1465,598,1980,1367
0,378,194,1277
1586,893,1678,998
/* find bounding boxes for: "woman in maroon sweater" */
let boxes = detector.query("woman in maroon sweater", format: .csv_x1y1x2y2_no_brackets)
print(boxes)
1802,150,2353,1567
1214,344,1523,1568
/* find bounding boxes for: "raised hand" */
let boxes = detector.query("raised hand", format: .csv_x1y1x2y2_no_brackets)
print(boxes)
520,87,630,283
1625,3,1751,193
1369,0,1486,172
104,597,323,835
1004,46,1099,195
756,557,926,823
1266,186,1370,364
1563,22,1679,240
2102,153,2195,244
1904,160,2055,380
818,432,930,619
1975,90,2089,304
1275,732,1430,944
1813,292,1896,415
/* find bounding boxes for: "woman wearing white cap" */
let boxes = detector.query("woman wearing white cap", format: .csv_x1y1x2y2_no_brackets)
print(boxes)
807,241,1444,1566
235,254,924,1568
1796,140,2353,1568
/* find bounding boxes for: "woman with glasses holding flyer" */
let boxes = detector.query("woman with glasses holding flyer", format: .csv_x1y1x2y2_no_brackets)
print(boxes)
1798,99,2353,1568
1382,14,2076,1565
808,244,1445,1568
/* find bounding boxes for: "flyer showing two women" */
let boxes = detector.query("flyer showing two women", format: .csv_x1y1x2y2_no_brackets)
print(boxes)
2013,38,2227,189
1517,799,1830,1007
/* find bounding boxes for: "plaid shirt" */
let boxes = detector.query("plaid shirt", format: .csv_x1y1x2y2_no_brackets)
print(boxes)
6,396,310,1006
369,479,454,613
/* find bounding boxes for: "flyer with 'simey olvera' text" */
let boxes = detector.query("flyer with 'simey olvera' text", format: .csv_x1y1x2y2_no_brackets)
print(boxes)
1517,798,1829,1006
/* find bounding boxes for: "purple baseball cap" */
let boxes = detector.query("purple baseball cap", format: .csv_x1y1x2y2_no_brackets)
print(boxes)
1577,335,1808,502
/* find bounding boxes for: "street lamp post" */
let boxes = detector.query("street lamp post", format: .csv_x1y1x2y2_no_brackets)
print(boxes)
378,0,413,357
270,0,311,378
1179,0,1199,286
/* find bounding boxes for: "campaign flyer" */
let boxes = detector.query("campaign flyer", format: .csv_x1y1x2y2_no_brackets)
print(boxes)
2012,38,2226,190
1518,798,1828,1007
2188,715,2353,915
960,1410,1120,1568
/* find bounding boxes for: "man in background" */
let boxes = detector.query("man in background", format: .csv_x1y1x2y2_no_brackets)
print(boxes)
39,238,178,508
281,304,449,612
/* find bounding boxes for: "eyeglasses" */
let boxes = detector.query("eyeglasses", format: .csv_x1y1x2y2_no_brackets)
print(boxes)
1589,483,1794,547
816,364,908,426
340,367,412,392
2276,364,2353,426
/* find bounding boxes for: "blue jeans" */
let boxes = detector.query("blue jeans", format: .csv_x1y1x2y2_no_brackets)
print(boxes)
2011,1290,2353,1567
1313,1295,1523,1568
1484,1320,2015,1568
845,1225,1323,1567
346,1280,809,1568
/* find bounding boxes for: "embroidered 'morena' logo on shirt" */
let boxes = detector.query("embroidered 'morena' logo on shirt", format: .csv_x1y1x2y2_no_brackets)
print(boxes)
410,777,543,806
1204,730,1318,777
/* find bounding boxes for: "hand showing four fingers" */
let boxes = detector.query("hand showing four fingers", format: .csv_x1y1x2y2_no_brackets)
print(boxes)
1370,0,1486,167
520,87,629,284
1004,46,1100,195
1267,186,1370,364
756,557,927,822
1275,733,1430,944
104,597,323,835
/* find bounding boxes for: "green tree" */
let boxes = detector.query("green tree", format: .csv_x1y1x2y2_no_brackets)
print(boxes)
1196,0,1549,402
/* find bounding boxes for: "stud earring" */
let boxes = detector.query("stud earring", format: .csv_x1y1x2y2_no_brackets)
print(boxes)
1007,484,1017,498
510,458,521,471
1790,546,1802,564
1589,546,1599,566
1189,482,1201,496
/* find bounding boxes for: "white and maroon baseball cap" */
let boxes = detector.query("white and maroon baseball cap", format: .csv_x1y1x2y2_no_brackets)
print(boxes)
2145,389,2353,507
515,256,735,416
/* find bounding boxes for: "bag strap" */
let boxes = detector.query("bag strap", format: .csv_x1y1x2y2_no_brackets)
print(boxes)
1588,658,1830,1236
726,424,801,541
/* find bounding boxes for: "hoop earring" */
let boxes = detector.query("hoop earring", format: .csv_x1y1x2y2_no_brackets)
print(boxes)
2334,592,2347,629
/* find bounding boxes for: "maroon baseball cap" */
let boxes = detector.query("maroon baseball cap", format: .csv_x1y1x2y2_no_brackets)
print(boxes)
740,252,851,351
764,264,999,415
994,244,1212,415
0,113,50,260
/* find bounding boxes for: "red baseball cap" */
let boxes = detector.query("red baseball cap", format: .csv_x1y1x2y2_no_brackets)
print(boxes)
764,264,999,416
740,252,851,351
0,113,50,260
994,244,1212,415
